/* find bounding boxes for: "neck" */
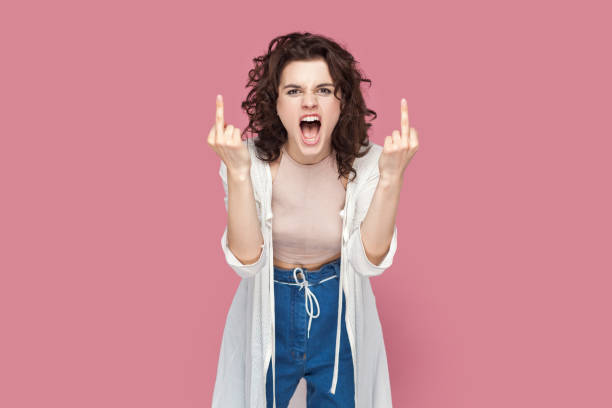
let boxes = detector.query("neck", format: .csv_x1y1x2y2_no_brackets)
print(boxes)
284,144,332,165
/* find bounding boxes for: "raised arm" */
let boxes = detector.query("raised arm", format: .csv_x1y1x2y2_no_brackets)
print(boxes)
220,161,264,265
361,98,419,264
348,98,419,276
208,95,264,274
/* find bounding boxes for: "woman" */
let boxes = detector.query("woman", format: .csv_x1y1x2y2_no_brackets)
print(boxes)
208,32,418,408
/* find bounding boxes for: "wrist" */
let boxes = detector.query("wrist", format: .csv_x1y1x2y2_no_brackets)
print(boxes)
227,168,251,183
378,172,403,187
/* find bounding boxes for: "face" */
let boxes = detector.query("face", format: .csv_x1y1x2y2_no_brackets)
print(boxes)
276,58,342,164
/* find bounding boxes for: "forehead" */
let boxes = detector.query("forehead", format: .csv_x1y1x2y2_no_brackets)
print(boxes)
279,59,333,85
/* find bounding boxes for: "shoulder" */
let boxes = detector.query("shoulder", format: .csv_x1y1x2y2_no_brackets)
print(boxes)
244,136,266,166
356,141,384,165
243,137,382,186
352,141,383,184
245,137,268,196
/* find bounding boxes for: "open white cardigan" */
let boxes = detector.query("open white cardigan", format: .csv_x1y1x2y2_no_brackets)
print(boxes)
211,137,398,407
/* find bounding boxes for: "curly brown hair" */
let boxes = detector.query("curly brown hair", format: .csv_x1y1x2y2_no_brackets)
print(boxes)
240,31,376,183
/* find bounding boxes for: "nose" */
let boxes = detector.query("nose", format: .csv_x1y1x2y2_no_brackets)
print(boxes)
301,92,318,109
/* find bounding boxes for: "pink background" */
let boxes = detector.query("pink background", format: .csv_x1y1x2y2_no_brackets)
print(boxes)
1,0,610,406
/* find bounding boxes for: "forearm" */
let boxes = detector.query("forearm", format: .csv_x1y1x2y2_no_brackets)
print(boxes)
360,174,402,265
226,169,264,264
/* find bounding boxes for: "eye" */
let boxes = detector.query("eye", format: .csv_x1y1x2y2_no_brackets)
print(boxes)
286,88,333,96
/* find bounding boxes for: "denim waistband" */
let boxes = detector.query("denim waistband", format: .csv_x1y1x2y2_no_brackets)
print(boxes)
273,257,341,285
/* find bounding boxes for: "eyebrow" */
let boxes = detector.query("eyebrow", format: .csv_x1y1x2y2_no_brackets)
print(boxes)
282,83,334,89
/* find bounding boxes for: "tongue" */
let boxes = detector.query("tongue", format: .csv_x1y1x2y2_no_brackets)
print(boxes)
300,122,320,138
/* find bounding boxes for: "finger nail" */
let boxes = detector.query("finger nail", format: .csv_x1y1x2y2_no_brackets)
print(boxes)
401,98,406,105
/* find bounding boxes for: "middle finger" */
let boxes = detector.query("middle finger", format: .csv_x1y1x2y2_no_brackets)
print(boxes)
401,98,410,139
216,94,224,138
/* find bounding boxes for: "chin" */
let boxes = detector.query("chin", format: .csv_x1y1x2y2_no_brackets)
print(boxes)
296,135,327,151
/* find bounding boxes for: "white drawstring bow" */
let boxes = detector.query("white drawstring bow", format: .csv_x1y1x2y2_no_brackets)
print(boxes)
292,267,320,338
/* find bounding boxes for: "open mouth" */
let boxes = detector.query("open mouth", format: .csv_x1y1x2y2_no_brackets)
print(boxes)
299,119,321,140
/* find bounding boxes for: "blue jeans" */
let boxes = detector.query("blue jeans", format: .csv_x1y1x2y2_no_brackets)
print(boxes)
265,257,355,407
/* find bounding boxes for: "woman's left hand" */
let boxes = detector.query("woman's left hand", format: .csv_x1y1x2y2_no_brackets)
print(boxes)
378,98,419,181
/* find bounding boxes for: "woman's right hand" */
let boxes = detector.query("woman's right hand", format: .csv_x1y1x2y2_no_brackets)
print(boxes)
207,94,251,177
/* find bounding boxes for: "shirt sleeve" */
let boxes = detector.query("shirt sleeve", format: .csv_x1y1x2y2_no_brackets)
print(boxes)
346,167,399,277
218,159,266,279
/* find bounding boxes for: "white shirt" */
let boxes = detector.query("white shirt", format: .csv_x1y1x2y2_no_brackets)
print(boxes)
212,137,398,407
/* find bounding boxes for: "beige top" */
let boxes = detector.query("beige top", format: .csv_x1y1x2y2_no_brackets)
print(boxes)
271,145,346,265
